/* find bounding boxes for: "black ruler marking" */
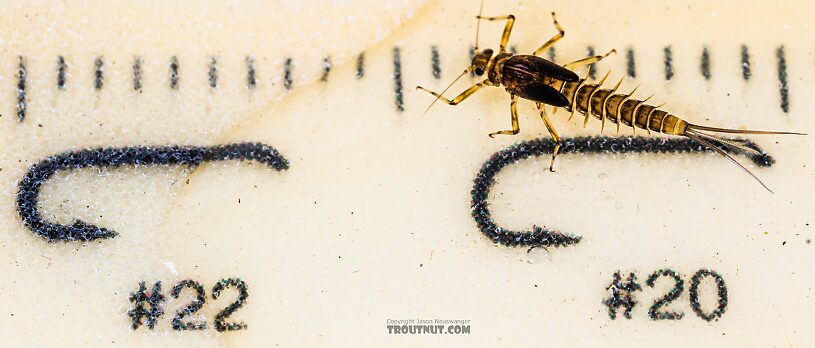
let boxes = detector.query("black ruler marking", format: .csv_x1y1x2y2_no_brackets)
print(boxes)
431,45,441,80
169,56,180,90
664,46,674,81
16,56,26,121
133,56,143,92
246,56,256,89
586,46,596,79
284,58,293,90
320,56,331,82
392,47,404,112
626,47,636,78
56,56,67,90
741,45,751,81
776,46,789,113
356,53,365,79
701,46,712,80
208,57,218,89
94,56,104,90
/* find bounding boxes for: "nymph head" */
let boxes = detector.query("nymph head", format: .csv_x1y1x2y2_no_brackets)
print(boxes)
471,48,493,76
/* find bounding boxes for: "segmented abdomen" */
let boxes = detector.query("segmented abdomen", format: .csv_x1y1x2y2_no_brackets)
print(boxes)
560,79,687,136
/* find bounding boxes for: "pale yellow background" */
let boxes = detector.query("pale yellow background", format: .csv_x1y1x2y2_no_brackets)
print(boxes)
0,0,813,347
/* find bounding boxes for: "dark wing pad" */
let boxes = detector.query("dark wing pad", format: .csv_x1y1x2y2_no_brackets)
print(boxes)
513,82,570,107
507,55,579,82
534,57,579,82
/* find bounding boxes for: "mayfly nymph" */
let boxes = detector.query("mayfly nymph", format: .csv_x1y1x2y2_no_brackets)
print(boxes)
416,2,804,192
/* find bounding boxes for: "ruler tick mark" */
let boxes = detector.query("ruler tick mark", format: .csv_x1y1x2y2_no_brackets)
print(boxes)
246,56,256,89
320,56,331,82
208,57,218,89
776,46,789,113
586,46,596,80
741,45,751,81
701,46,711,80
356,53,365,79
393,46,404,112
664,46,674,81
626,47,636,78
133,56,143,92
16,56,26,122
169,56,180,90
94,57,104,90
57,56,67,90
284,58,293,90
431,45,441,80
